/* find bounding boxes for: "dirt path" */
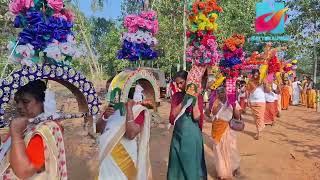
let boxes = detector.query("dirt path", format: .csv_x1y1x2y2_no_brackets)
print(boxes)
20,82,319,180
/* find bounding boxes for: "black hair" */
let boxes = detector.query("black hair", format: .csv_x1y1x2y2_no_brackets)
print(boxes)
15,80,47,102
128,87,135,99
174,70,188,81
107,76,115,83
251,69,259,75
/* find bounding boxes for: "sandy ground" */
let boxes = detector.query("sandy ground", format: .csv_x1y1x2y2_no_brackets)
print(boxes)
3,81,319,180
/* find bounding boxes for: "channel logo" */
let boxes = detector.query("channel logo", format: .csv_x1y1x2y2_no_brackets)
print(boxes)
256,1,288,34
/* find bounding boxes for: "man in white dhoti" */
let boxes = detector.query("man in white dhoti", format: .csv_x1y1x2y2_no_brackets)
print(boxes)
96,85,152,180
292,77,302,106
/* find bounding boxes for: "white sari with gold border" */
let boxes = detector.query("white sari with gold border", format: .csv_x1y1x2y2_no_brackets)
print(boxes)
98,104,151,180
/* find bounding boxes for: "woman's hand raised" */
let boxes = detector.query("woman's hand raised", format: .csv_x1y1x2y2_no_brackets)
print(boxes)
10,117,28,138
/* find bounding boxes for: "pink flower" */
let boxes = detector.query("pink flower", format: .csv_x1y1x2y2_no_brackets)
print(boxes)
140,11,157,20
63,9,75,22
152,21,159,34
9,0,34,14
47,0,64,12
53,12,67,20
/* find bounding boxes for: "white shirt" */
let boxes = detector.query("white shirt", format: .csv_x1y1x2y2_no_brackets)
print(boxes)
249,85,266,103
272,83,279,100
215,101,241,122
265,92,275,102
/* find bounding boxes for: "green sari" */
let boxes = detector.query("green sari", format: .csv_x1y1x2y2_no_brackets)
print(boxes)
167,93,207,180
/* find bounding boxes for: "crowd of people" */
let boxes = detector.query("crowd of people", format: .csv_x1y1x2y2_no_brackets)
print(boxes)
164,69,318,179
0,68,317,180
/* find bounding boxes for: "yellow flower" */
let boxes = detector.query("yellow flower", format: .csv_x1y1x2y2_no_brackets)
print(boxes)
206,22,214,30
292,60,298,64
198,22,206,30
198,13,207,21
211,13,218,19
213,23,218,31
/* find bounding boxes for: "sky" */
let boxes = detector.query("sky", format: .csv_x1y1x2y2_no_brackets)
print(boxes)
79,1,122,19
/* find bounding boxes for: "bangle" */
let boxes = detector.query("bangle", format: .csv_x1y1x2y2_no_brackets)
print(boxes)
127,119,135,123
101,114,108,122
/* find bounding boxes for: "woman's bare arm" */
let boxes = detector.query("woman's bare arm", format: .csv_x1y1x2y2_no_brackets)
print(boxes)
192,98,201,121
9,118,38,179
124,100,142,140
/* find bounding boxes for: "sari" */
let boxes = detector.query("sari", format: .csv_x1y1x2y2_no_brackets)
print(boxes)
292,81,301,105
301,80,307,106
247,80,266,132
97,105,151,180
0,121,67,180
307,89,316,109
211,100,240,179
264,92,276,124
281,85,290,110
167,92,207,180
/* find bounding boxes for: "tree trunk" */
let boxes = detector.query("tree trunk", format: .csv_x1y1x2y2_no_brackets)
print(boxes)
313,41,318,83
182,0,187,71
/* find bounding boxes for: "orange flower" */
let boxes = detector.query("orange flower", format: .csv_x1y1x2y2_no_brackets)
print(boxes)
198,2,206,10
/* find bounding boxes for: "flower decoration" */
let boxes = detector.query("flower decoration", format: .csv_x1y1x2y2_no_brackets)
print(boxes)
267,56,281,74
219,34,245,106
186,0,223,66
219,34,245,78
118,11,159,61
8,0,85,66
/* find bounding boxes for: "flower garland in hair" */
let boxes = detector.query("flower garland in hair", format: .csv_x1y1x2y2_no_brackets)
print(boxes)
186,0,222,66
117,11,159,61
8,0,86,66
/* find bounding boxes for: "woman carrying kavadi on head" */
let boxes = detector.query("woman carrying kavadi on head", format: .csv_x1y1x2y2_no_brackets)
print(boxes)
0,80,67,179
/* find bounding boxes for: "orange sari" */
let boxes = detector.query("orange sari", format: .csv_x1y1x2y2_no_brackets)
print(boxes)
307,89,316,108
281,85,290,110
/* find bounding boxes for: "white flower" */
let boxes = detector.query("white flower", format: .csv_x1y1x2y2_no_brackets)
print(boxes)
15,44,34,58
59,42,76,56
44,44,62,61
67,34,77,45
121,30,158,46
21,58,34,67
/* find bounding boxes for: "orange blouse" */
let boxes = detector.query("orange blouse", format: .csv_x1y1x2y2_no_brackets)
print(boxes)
26,135,45,170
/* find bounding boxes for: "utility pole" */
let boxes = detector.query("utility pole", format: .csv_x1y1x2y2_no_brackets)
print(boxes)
313,38,318,84
182,0,187,71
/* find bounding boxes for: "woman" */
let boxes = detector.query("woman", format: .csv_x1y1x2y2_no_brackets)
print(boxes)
97,85,152,180
272,81,281,118
281,80,290,110
301,76,308,106
292,77,302,105
0,80,67,179
167,70,207,180
247,69,267,140
238,80,247,113
264,84,276,125
306,77,316,108
211,86,241,180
